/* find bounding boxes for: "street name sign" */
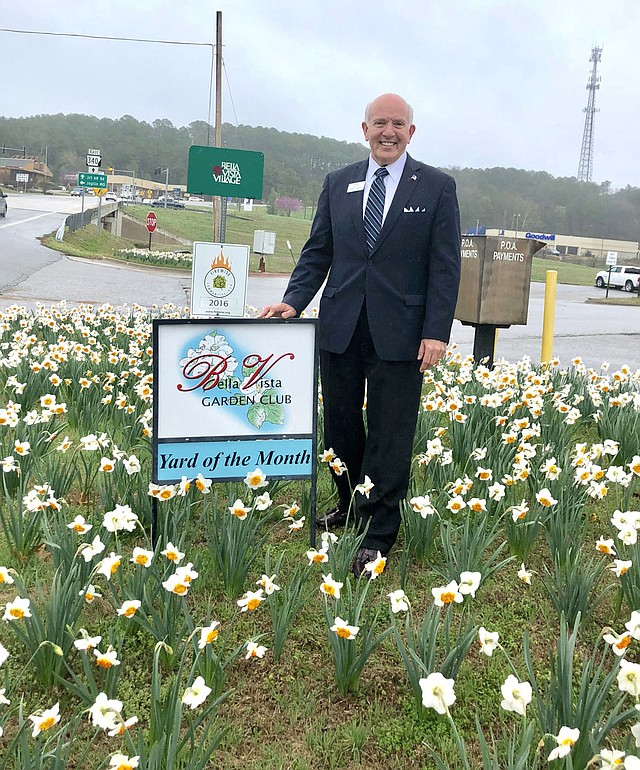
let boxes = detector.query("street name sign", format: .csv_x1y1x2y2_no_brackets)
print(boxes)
78,172,107,189
187,146,264,199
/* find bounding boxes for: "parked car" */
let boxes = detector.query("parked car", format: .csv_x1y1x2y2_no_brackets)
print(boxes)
0,190,7,217
152,196,185,209
595,265,640,293
188,196,203,202
105,192,118,202
70,187,83,196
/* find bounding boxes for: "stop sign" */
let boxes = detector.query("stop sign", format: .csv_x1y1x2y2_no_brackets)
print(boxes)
146,212,157,233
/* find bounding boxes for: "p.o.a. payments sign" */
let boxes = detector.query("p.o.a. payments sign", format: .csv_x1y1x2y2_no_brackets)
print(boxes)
187,146,264,199
152,319,318,484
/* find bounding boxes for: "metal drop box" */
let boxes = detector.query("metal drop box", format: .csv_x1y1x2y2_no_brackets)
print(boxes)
454,235,545,326
253,230,276,255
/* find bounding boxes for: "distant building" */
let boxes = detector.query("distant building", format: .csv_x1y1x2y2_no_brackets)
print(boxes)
0,157,53,187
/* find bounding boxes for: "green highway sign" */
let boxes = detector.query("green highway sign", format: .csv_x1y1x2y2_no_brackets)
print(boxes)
78,172,107,189
187,146,264,199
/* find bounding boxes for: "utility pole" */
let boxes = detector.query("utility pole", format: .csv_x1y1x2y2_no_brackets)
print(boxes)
213,10,223,243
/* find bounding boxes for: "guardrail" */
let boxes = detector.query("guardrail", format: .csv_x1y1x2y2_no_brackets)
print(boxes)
63,200,119,234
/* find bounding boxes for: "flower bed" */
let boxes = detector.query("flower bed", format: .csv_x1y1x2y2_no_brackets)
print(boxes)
0,301,639,768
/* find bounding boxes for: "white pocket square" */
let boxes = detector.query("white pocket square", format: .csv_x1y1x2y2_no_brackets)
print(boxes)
403,206,426,213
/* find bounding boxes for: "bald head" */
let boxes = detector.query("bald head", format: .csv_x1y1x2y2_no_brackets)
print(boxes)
362,93,415,166
365,94,413,125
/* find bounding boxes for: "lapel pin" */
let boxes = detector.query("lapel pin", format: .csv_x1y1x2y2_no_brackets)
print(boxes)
411,175,417,181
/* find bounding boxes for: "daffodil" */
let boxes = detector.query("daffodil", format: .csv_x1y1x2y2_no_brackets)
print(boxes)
320,573,343,599
116,600,142,618
237,589,265,612
355,475,375,498
364,552,387,579
547,726,580,762
517,564,532,585
96,552,122,580
432,580,463,607
478,626,499,656
94,646,121,669
500,674,532,716
618,659,640,697
419,672,456,714
67,515,92,534
182,675,211,709
245,641,268,659
596,537,616,555
198,621,221,649
458,571,481,598
108,753,140,770
228,498,251,520
535,487,558,507
283,501,300,517
0,642,9,667
330,616,359,640
73,628,102,650
0,566,15,585
288,517,305,532
243,467,268,489
130,547,154,567
80,583,102,603
162,574,190,595
161,542,185,563
3,596,31,621
79,536,105,563
603,629,633,656
387,589,410,613
28,702,60,737
306,548,329,565
255,492,273,510
88,692,123,731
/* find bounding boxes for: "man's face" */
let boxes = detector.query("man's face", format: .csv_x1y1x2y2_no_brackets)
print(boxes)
362,95,415,166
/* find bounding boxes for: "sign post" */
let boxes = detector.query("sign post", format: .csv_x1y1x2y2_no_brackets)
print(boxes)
146,211,157,251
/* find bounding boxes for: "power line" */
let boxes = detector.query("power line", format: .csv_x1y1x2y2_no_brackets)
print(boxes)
223,61,239,126
0,27,213,48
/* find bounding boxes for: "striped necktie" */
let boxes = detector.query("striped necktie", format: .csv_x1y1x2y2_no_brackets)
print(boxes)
363,167,389,252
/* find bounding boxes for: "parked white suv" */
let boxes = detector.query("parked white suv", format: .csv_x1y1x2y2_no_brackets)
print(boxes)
595,265,640,293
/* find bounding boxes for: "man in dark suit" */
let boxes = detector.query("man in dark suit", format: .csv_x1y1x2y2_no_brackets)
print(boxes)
260,93,461,576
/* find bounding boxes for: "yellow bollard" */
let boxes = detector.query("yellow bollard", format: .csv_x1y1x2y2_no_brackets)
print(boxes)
541,270,558,364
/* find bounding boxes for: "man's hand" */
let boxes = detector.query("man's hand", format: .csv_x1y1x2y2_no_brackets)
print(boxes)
417,338,446,372
258,302,297,319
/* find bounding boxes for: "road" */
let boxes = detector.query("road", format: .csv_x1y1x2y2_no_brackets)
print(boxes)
0,193,638,372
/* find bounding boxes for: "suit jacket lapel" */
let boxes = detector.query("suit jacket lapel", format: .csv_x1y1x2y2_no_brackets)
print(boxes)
372,155,421,254
348,160,370,255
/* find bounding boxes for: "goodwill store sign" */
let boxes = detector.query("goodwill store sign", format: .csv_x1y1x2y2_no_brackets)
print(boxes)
152,319,317,484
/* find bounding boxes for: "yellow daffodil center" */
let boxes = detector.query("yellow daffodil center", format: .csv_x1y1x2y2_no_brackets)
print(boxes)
73,523,85,532
336,627,351,639
39,717,56,731
110,560,120,574
312,553,325,563
135,555,149,565
374,562,385,575
166,551,178,561
173,583,188,595
124,606,137,617
96,658,112,668
441,592,456,604
323,584,335,596
206,629,219,643
247,598,261,610
617,635,632,650
9,608,24,618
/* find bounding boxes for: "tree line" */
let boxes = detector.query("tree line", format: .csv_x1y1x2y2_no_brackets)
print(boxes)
1,113,639,240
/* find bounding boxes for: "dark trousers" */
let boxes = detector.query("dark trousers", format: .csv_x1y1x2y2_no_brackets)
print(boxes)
319,307,423,553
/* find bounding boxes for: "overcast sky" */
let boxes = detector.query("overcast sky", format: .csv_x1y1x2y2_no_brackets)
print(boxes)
2,0,639,189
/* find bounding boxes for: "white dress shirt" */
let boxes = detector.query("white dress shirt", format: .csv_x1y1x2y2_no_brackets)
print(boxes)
362,152,407,224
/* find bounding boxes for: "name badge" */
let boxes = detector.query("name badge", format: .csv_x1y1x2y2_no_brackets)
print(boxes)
347,181,366,193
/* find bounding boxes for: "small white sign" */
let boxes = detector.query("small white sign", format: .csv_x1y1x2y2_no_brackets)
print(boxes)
606,251,618,266
16,173,29,182
243,198,253,212
190,242,249,319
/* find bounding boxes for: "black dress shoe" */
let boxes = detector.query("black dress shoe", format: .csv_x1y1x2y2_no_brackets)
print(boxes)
351,547,384,578
315,505,349,530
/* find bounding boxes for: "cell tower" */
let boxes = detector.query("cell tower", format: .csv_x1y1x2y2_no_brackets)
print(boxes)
577,45,603,182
